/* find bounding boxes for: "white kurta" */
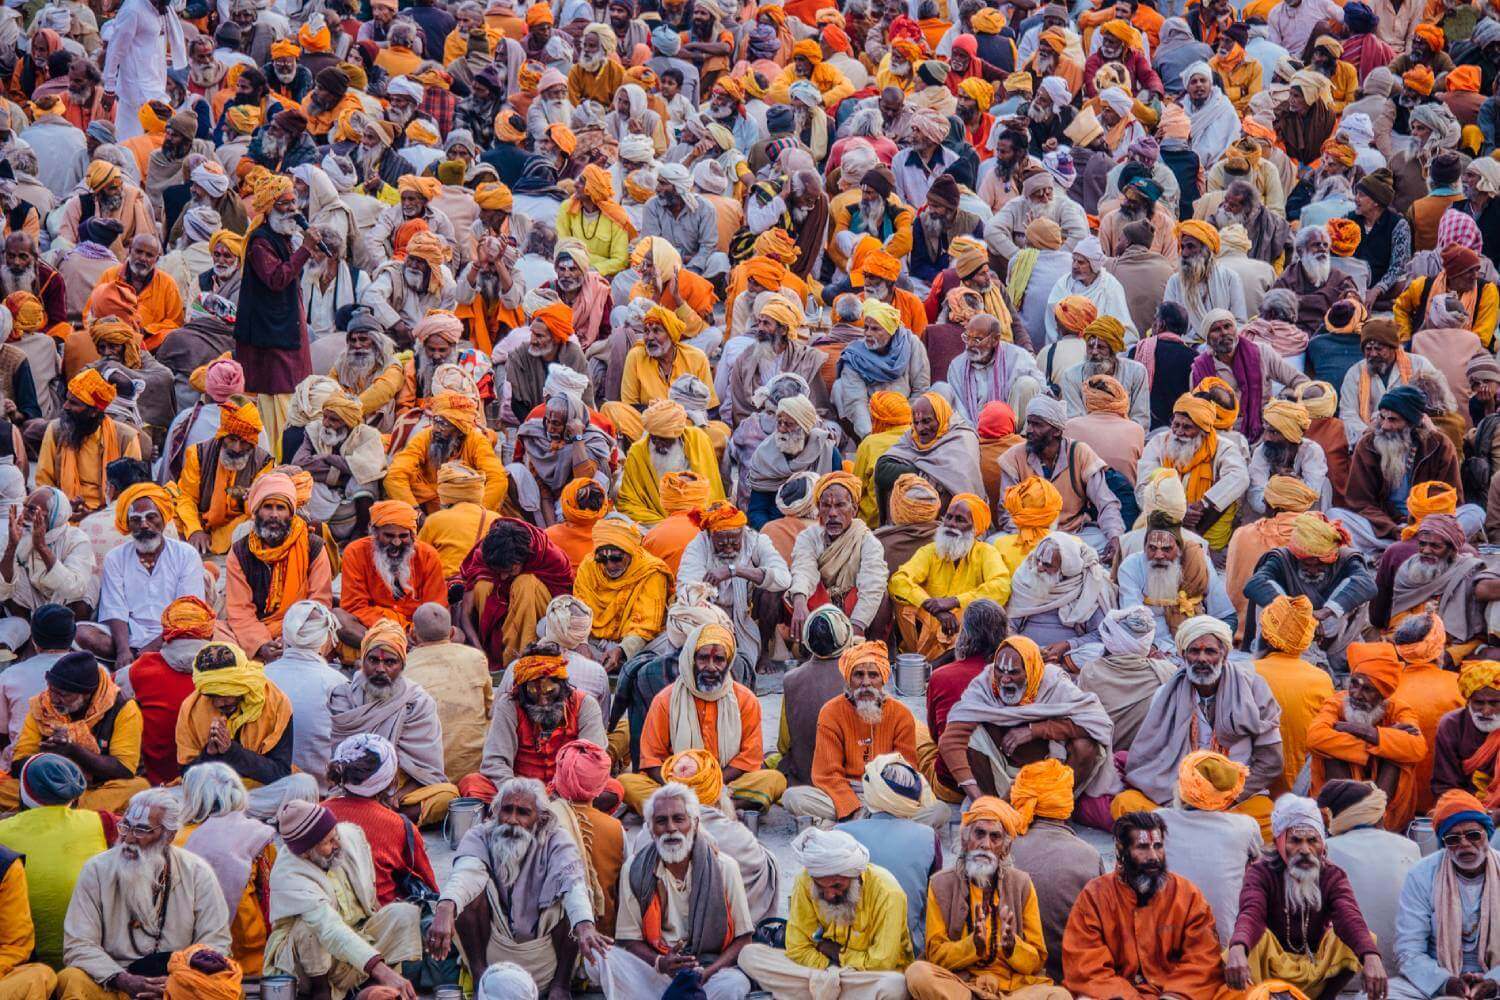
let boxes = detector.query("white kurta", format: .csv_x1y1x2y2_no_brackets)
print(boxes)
101,0,187,141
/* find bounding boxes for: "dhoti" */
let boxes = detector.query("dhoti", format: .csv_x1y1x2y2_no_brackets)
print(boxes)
461,893,566,990
0,965,56,1000
905,961,1072,1000
780,783,952,829
737,942,908,1000
263,901,423,1000
1242,928,1361,999
600,948,752,999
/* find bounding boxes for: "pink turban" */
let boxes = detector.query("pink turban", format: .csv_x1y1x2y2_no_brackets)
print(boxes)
552,739,612,802
204,358,245,403
247,472,298,512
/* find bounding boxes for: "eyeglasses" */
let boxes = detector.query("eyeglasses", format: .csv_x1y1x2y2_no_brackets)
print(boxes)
119,822,160,837
1443,828,1488,848
594,550,627,565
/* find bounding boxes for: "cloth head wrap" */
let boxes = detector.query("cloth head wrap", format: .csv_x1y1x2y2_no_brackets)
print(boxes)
1460,661,1500,700
1178,750,1248,811
1052,295,1098,334
888,475,941,525
1271,793,1326,839
1347,641,1401,697
838,640,890,684
161,596,216,641
1082,375,1129,417
192,642,268,732
861,752,934,820
1434,789,1496,839
792,826,870,877
1004,476,1062,546
360,619,408,661
553,740,612,802
1175,615,1232,653
948,492,991,536
1260,595,1317,654
330,733,399,796
1025,394,1068,430
1008,759,1073,832
68,368,117,411
1288,512,1349,562
1263,476,1319,513
860,298,901,335
115,483,173,536
960,796,1021,836
814,471,862,505
1263,400,1311,443
642,399,689,439
281,601,339,653
1083,316,1126,353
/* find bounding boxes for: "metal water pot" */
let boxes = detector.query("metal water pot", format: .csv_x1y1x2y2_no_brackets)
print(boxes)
895,653,928,697
444,797,487,849
259,975,297,1000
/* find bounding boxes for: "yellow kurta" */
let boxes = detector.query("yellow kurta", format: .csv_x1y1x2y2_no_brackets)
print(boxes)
385,427,509,512
173,446,274,554
991,532,1044,576
1395,276,1499,348
889,541,1013,609
1254,652,1336,797
574,553,672,645
786,866,914,972
615,427,725,526
418,503,499,576
35,421,142,515
854,428,906,527
619,343,718,408
918,879,1052,994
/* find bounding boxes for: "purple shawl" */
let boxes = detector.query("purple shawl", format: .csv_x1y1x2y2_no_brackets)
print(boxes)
1191,339,1265,443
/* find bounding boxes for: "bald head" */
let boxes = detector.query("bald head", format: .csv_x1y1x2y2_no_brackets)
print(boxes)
411,602,452,644
126,234,162,280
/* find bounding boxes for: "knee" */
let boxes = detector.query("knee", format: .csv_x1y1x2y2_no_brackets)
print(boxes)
54,968,98,1000
1070,739,1101,770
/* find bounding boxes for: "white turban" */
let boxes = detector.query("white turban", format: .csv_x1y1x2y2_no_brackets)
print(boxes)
387,76,424,102
1338,111,1374,148
191,162,231,199
1072,235,1106,269
1468,157,1500,197
619,133,655,163
777,470,820,517
282,600,339,652
788,80,821,107
1271,793,1326,839
543,362,589,403
1025,394,1068,429
792,826,871,877
1039,75,1070,108
1180,60,1214,88
180,205,222,245
777,394,818,433
536,594,593,649
1099,606,1156,658
861,753,933,820
668,374,712,423
477,963,539,1000
322,152,357,192
330,733,399,797
656,161,696,204
1099,86,1133,117
1137,467,1187,523
1174,614,1232,653
1197,307,1236,340
663,582,731,648
36,6,70,31
692,158,729,196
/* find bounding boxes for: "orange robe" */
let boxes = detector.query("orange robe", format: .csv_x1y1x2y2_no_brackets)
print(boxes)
641,513,699,574
637,682,765,773
224,542,335,654
811,695,918,818
1254,652,1336,796
545,519,597,571
339,536,449,628
1225,512,1298,640
88,266,185,351
1306,692,1429,831
1393,663,1463,814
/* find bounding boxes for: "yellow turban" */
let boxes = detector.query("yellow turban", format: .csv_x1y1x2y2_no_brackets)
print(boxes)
663,748,725,806
161,596,217,642
1004,476,1062,548
475,182,514,211
192,643,268,734
68,368,117,411
209,229,245,260
1263,400,1311,443
398,174,442,202
754,227,800,264
814,470,863,504
1100,18,1142,50
949,492,992,537
85,159,122,192
138,100,171,134
1263,476,1319,513
6,292,43,335
1009,759,1074,833
889,473,941,525
89,317,141,368
861,298,900,334
660,470,711,513
1293,381,1337,419
793,38,823,63
114,483,173,536
431,392,479,433
360,618,409,660
1260,594,1317,654
436,462,486,506
958,76,994,109
320,389,362,428
1173,393,1216,434
251,174,294,218
1176,750,1248,811
592,517,643,555
1403,482,1458,539
1459,660,1500,700
1176,219,1221,255
961,796,1021,836
513,654,568,685
1083,316,1126,353
995,635,1045,705
644,305,686,343
760,294,804,333
971,7,1005,31
224,104,263,136
1288,512,1350,562
405,119,440,146
641,399,689,440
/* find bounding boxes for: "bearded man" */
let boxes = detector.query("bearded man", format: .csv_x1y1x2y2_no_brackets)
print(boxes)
290,389,386,542
1209,180,1293,268
832,298,932,439
1338,318,1445,447
1305,642,1427,832
329,322,404,432
35,370,142,517
263,799,421,1000
744,394,841,529
1058,315,1151,429
945,313,1045,427
336,501,446,642
1063,811,1234,999
396,312,489,417
1248,401,1327,516
224,473,335,661
997,395,1124,558
620,298,718,408
386,392,507,513
939,630,1120,818
787,472,889,639
57,160,154,255
174,400,273,555
890,493,1011,658
1385,514,1500,655
1,234,65,332
987,170,1089,262
1272,225,1360,334
573,516,672,673
737,827,913,997
360,231,458,342
175,641,296,803
1432,661,1500,803
782,641,950,828
427,777,610,995
616,400,725,527
725,295,829,424
506,303,590,423
1225,794,1386,998
57,790,231,1000
366,174,460,265
1117,616,1284,836
1136,392,1250,551
543,239,610,350
1072,606,1176,752
906,796,1070,1000
1190,310,1309,444
1099,176,1179,263
1003,530,1117,654
677,500,792,678
1335,386,1465,553
1118,514,1236,651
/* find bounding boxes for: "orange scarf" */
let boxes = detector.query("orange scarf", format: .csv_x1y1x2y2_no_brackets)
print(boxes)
1358,348,1414,423
55,417,121,503
29,668,118,754
1465,735,1500,810
1168,431,1218,503
246,516,310,620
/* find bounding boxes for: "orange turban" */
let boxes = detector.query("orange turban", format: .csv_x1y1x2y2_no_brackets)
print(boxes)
1414,22,1445,51
5,292,43,336
1395,613,1447,666
1004,476,1062,548
948,492,992,536
161,596,217,642
369,500,419,531
838,640,890,683
1449,65,1481,93
1405,65,1435,95
1260,595,1317,654
961,796,1021,836
1052,295,1098,334
642,399,689,438
398,174,442,202
114,483,173,536
995,635,1045,704
869,391,912,432
1176,219,1221,254
526,3,553,24
690,500,748,533
889,474,941,524
1321,141,1357,168
1100,18,1142,50
68,368,117,411
1082,374,1130,417
360,618,409,659
474,182,514,211
298,22,332,51
547,123,577,155
531,302,574,342
1325,218,1361,257
270,38,301,59
164,946,242,1000
561,478,611,524
513,654,568,685
1009,759,1073,832
1347,642,1401,698
218,401,263,442
1177,750,1248,811
862,250,901,282
814,470,863,504
793,38,823,63
1173,392,1217,434
659,470,711,513
1402,481,1458,539
431,392,479,433
754,227,800,265
662,748,724,806
88,281,139,324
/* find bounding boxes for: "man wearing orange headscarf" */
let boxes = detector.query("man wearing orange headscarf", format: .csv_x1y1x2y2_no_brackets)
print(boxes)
1390,611,1463,814
765,38,855,109
545,477,610,569
890,493,1011,658
573,517,673,673
224,473,335,661
337,500,447,638
1252,595,1336,798
1136,392,1250,551
385,391,508,513
1306,641,1429,831
174,401,274,555
34,369,143,516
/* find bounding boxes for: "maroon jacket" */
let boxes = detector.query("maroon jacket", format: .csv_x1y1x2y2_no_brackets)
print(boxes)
1431,706,1489,801
1230,857,1379,958
1341,426,1461,542
35,261,66,330
1082,47,1163,97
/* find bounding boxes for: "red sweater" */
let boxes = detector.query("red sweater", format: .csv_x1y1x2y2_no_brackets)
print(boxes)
128,653,197,785
323,795,438,905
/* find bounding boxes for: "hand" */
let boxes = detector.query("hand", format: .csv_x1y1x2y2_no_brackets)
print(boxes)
1040,641,1070,662
936,610,959,633
1470,977,1500,999
655,945,697,975
1312,607,1336,621
256,639,283,662
114,973,167,999
1443,978,1470,999
815,937,841,965
1362,953,1387,1000
1000,724,1034,756
189,531,211,554
602,646,624,673
571,920,612,966
1101,537,1120,565
1333,720,1379,743
205,717,231,755
39,730,73,753
1393,722,1422,736
366,962,416,1000
1042,137,1058,151
425,900,456,958
789,597,809,646
1,398,16,420
1224,944,1251,991
705,566,732,585
1182,502,1205,530
115,646,133,673
6,509,21,549
997,901,1017,954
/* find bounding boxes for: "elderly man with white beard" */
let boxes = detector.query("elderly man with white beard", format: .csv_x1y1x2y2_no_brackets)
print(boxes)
1337,318,1446,448
1162,221,1248,330
906,796,1071,1000
986,171,1090,262
1118,513,1237,654
1136,392,1250,552
1116,616,1285,838
1191,311,1309,444
738,826,912,999
1431,662,1500,804
359,232,459,345
890,492,1012,658
1247,401,1327,516
1002,531,1117,656
426,777,611,998
264,798,421,1000
744,395,842,530
615,400,726,527
601,782,755,999
1225,795,1386,999
328,321,404,432
1057,315,1151,429
1380,514,1500,647
725,294,831,424
1,233,64,332
290,389,387,542
58,789,231,1000
1272,225,1360,335
947,313,1046,426
677,501,792,678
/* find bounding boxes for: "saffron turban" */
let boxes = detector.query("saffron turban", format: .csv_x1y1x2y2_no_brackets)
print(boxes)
861,298,901,335
531,302,574,343
1263,476,1319,513
321,390,362,428
85,160,122,192
755,227,800,264
862,250,901,283
1322,142,1357,170
1026,217,1063,249
554,739,612,802
208,229,244,260
1172,393,1216,434
161,595,217,641
1293,380,1338,419
1260,595,1317,654
1263,400,1311,443
1052,295,1098,334
1448,65,1482,93
561,478,611,525
90,318,141,368
414,311,462,347
642,399,689,439
948,492,991,536
1323,218,1363,263
1175,615,1232,653
1083,316,1126,353
690,501,747,534
68,368,117,411
513,653,568,685
1434,788,1495,839
369,499,419,531
247,472,297,513
361,618,408,660
218,401,263,441
959,76,994,109
431,392,479,433
1460,660,1500,700
1414,22,1445,51
1009,758,1074,832
224,105,262,135
526,2,553,24
1004,476,1062,547
592,516,643,555
951,239,989,279
664,748,725,806
869,391,912,431
1288,512,1349,562
1347,641,1401,697
643,304,686,342
299,21,332,51
1100,17,1142,49
1176,219,1221,254
474,182,513,211
761,294,805,334
494,110,527,142
1395,613,1447,665
436,463,485,506
838,640,890,684
164,945,243,1000
888,474,940,525
1404,65,1435,95
270,38,301,59
660,471,711,514
5,292,43,334
792,826,870,877
192,643,268,731
814,470,862,504
251,174,293,218
961,795,1021,836
1083,375,1130,417
1403,481,1458,539
1177,750,1248,811
114,483,173,535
